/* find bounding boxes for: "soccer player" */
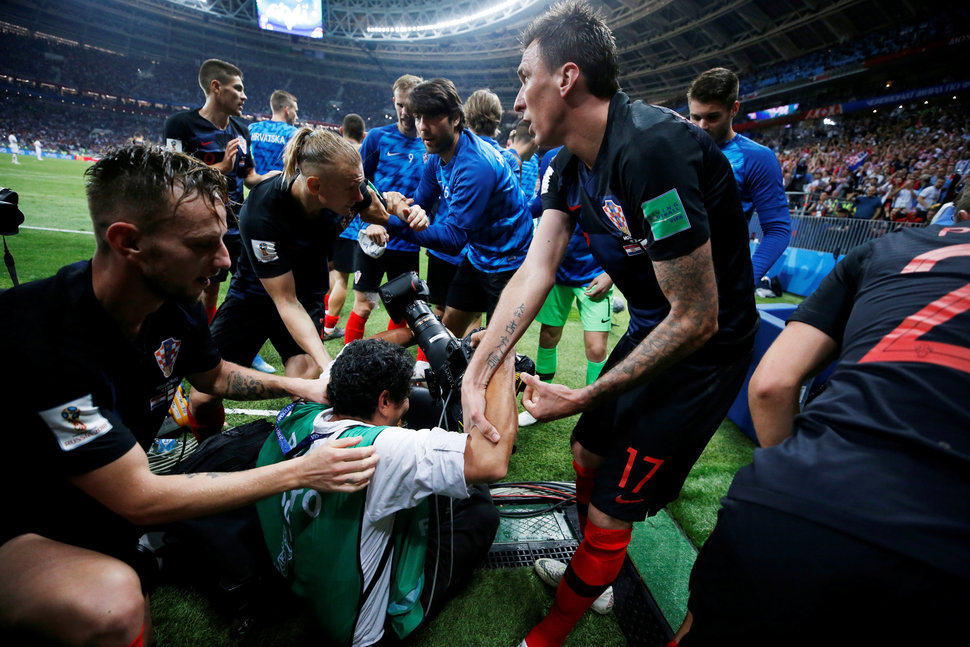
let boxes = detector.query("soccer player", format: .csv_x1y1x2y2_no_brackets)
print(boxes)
187,127,427,440
248,89,300,175
340,75,427,346
508,119,541,199
518,146,614,429
0,146,378,647
460,4,757,646
679,195,970,646
8,133,20,164
33,139,42,161
164,58,276,323
384,78,534,337
687,67,791,285
465,88,521,176
340,113,366,149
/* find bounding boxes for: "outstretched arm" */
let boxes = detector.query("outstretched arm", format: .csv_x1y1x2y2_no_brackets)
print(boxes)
463,346,518,483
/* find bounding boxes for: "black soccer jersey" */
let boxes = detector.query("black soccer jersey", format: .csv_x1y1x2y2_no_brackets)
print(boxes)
164,109,253,224
1,261,220,550
228,175,342,302
729,224,970,579
541,93,757,355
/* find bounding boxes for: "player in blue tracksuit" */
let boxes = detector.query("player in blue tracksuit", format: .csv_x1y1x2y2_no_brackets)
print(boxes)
688,67,791,285
333,75,427,345
385,78,533,337
519,146,614,429
248,89,299,175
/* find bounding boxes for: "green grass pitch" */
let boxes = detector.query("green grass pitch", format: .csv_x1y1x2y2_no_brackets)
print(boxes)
1,153,771,646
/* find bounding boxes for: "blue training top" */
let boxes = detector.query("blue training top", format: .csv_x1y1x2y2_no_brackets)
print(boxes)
248,120,298,175
530,147,604,287
387,129,532,274
720,133,791,283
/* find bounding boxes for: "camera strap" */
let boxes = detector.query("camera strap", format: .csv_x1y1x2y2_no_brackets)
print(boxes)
3,237,18,287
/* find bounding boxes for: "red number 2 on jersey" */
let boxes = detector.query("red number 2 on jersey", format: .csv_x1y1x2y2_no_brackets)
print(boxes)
858,243,970,374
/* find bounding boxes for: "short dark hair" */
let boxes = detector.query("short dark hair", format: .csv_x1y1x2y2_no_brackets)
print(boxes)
85,145,228,251
198,58,242,94
342,113,365,143
520,0,619,99
270,89,298,112
327,339,414,419
687,67,739,108
406,78,464,130
511,119,534,143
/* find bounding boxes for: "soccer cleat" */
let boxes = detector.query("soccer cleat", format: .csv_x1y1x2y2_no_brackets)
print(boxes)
533,558,615,615
251,353,276,373
518,410,538,427
322,326,345,341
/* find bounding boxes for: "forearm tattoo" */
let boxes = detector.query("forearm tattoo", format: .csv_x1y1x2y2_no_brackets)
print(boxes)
223,368,283,400
486,303,527,369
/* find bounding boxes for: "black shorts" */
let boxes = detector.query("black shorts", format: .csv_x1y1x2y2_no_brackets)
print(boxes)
210,292,325,365
573,333,751,521
331,237,358,275
426,253,460,307
682,500,970,646
353,247,420,293
445,257,515,320
214,231,242,283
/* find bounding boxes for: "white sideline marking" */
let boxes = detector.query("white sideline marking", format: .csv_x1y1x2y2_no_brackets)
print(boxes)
226,408,278,416
22,225,93,235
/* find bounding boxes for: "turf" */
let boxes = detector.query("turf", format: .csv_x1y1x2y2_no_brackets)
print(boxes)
3,154,776,645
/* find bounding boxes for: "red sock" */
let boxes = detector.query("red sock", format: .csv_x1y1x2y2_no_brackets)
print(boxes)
416,347,428,363
324,292,330,310
344,311,367,344
573,460,596,535
187,402,225,442
387,317,407,331
525,521,631,647
205,306,217,325
127,625,145,647
324,314,340,330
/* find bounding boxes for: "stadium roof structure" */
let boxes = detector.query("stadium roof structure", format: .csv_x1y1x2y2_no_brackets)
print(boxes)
0,0,958,110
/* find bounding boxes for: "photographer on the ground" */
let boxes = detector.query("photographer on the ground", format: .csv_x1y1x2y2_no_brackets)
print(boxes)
256,337,519,647
0,146,378,647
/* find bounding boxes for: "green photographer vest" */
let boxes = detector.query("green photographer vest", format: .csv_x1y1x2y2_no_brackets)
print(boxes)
255,403,428,646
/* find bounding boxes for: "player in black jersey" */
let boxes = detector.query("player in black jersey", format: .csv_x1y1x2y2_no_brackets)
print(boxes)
679,197,970,646
187,127,428,439
0,146,378,647
460,3,756,645
164,59,277,323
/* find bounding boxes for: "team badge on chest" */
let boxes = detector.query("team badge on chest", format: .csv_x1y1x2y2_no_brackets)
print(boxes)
602,199,631,237
154,337,182,378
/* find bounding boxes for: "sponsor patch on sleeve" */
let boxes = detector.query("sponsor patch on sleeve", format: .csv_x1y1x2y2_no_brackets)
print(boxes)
251,239,279,263
165,138,183,153
641,189,691,241
38,395,114,452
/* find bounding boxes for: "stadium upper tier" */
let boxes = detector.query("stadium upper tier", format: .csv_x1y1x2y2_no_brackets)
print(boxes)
0,0,962,112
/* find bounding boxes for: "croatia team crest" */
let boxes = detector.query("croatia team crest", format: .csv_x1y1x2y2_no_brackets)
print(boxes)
602,199,631,237
154,337,182,378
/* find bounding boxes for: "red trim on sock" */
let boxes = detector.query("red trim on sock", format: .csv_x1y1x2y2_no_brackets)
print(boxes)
345,311,367,344
324,293,329,310
187,403,225,442
127,624,145,647
386,317,407,331
416,347,428,363
324,314,340,329
205,306,217,325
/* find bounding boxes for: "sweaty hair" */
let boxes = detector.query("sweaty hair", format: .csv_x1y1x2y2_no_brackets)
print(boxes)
342,113,366,143
464,89,503,138
406,78,465,130
511,119,534,143
687,67,740,108
327,339,414,419
198,58,243,95
520,0,619,99
85,145,228,252
270,89,298,113
281,126,361,184
393,74,423,95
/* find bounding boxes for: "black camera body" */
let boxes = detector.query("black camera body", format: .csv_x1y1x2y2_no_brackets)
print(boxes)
380,272,472,430
0,188,25,237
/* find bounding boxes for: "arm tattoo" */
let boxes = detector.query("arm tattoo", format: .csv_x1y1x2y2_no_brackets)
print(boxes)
222,367,284,400
585,244,718,407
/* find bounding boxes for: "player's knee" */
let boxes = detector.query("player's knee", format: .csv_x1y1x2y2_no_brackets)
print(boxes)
62,563,145,646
